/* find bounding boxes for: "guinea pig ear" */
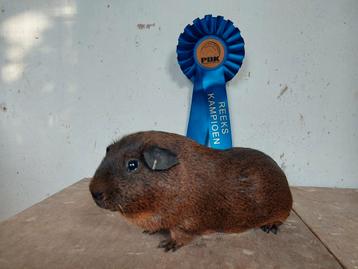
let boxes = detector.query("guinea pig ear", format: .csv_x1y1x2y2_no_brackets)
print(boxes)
143,146,179,171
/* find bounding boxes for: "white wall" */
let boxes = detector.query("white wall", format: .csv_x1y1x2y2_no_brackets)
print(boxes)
1,0,357,221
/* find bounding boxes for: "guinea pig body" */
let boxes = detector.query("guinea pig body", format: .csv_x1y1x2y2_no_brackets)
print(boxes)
89,131,292,251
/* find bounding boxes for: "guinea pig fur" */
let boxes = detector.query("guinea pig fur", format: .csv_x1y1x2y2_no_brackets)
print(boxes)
89,131,293,252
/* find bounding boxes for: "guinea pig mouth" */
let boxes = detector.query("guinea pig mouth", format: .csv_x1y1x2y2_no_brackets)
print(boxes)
94,197,125,213
89,181,125,213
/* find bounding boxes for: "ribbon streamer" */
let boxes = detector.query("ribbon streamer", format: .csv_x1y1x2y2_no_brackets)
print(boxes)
177,15,245,149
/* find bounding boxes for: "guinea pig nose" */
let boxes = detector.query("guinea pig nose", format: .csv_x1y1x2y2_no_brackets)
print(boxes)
91,191,104,201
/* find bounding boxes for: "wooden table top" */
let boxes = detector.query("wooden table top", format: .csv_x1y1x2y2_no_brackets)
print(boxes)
0,178,356,269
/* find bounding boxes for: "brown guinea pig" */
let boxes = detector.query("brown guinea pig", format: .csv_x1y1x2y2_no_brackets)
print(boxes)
89,131,292,251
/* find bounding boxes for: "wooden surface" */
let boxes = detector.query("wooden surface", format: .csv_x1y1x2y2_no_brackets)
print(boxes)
292,187,358,269
0,178,355,269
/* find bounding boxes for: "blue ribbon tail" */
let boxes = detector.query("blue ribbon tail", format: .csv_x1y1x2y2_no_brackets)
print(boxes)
202,68,232,150
206,84,232,149
186,69,209,146
187,67,233,149
186,77,208,145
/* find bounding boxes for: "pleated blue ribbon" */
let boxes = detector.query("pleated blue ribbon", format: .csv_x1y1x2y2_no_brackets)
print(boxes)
177,15,245,149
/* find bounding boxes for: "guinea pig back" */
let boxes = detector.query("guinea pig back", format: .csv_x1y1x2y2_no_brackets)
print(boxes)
89,131,293,251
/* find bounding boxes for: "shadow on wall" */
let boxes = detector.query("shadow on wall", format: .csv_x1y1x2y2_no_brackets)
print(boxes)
1,2,77,83
0,1,79,140
0,1,83,220
0,0,183,220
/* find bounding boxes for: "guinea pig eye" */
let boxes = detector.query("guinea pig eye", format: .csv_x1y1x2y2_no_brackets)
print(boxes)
127,159,139,172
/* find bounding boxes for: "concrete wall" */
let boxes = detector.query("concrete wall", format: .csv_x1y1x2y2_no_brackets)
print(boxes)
1,0,357,221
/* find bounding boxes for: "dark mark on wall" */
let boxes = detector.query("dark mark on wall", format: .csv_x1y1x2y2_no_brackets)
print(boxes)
0,103,7,112
137,23,155,30
280,153,285,159
277,85,288,99
107,4,110,8
146,23,155,29
248,72,250,77
1,8,5,13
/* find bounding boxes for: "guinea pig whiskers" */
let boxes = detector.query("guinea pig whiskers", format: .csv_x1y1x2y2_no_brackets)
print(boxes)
104,191,127,215
116,203,126,216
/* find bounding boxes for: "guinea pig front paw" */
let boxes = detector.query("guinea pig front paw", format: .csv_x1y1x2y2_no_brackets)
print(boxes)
158,239,183,252
260,224,279,234
142,230,158,235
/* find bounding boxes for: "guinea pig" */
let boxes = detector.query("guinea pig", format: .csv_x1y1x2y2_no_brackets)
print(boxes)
89,131,292,251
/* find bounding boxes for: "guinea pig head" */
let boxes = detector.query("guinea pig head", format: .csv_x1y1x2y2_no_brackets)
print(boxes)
89,133,179,214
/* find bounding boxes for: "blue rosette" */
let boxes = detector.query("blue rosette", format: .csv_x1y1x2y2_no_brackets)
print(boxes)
177,15,245,149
